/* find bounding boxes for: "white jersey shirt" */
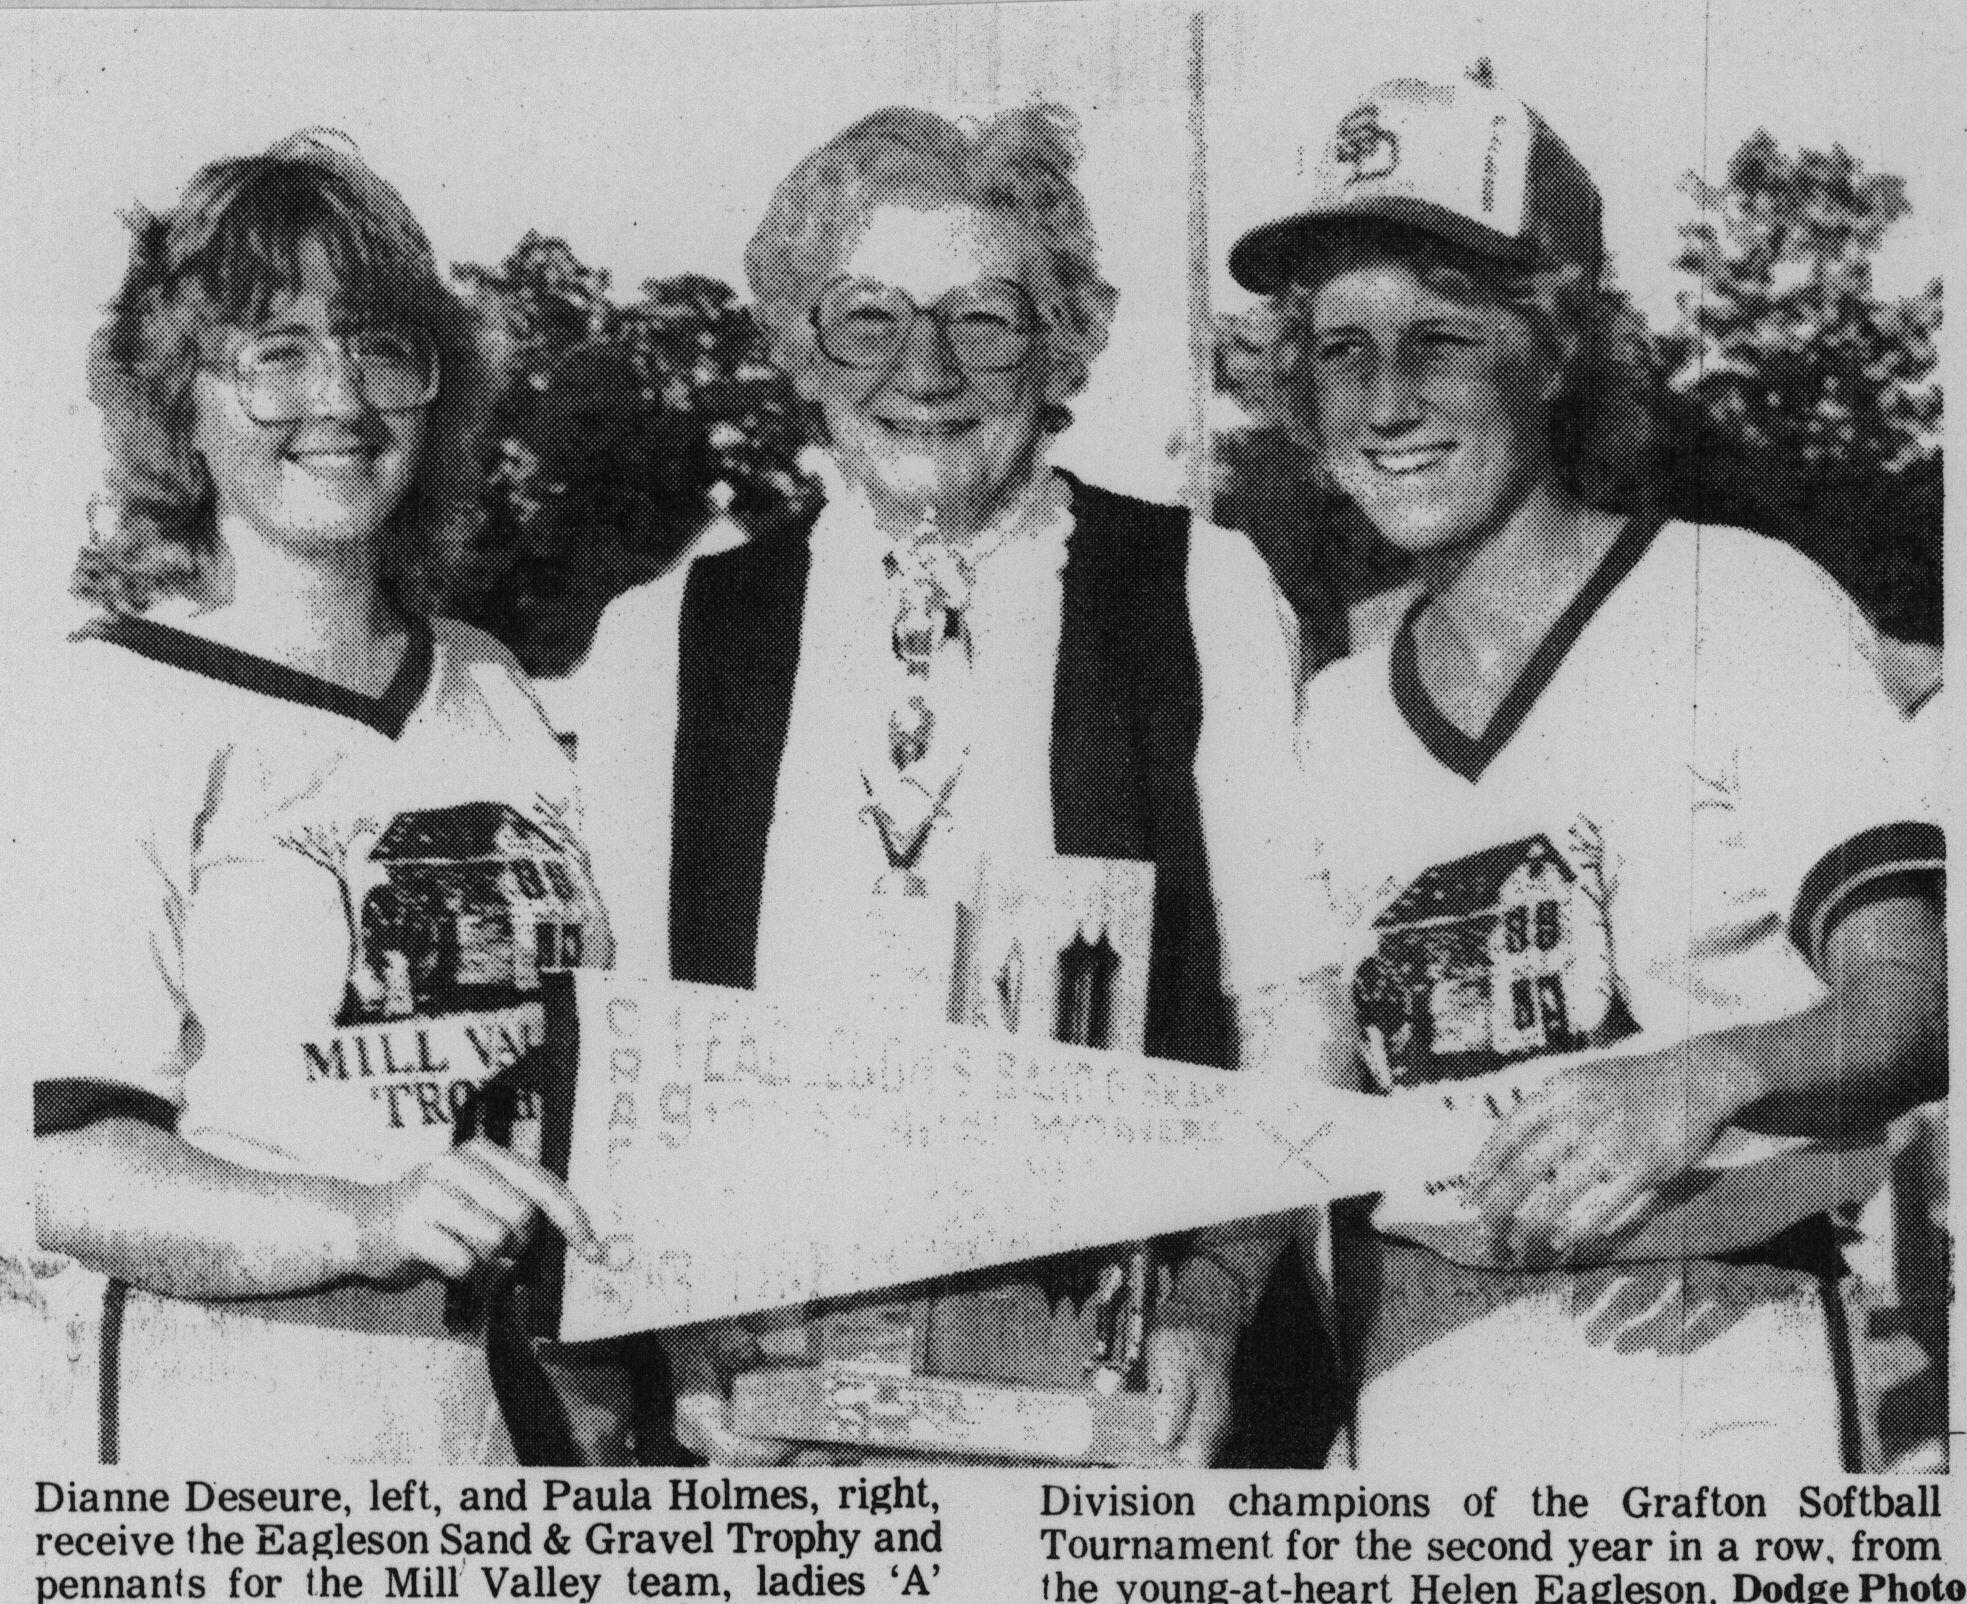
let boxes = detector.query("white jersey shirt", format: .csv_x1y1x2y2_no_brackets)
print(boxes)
1297,519,1943,1266
31,613,608,1463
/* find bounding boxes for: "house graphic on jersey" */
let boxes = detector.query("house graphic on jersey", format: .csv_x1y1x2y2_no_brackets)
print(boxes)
345,801,599,1023
1353,833,1623,1087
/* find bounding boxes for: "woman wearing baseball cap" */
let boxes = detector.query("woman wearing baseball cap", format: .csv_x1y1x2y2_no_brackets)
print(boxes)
1237,77,1945,1467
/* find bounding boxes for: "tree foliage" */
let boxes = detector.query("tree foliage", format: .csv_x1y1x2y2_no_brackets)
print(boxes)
447,234,820,676
1667,131,1939,473
1660,133,1942,639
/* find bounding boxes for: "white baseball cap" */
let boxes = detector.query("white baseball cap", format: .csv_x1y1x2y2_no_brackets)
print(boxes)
1228,77,1603,294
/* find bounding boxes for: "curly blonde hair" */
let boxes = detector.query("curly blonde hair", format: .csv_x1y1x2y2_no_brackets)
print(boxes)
745,104,1119,421
77,133,496,617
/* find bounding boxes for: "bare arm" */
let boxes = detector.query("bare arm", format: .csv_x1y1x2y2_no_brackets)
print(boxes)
1467,891,1944,1260
38,1119,600,1301
1724,893,1945,1136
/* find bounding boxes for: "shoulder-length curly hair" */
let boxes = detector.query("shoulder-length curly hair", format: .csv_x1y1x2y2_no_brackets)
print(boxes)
1262,220,1661,514
745,103,1119,424
76,132,496,617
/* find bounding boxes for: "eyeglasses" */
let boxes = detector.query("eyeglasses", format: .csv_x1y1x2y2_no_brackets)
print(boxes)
229,327,439,425
811,278,1037,374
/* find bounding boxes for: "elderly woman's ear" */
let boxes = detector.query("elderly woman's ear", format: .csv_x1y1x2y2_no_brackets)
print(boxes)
1041,351,1082,425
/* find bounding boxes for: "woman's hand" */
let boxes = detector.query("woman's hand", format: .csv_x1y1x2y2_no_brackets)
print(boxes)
663,1323,800,1466
39,1122,602,1302
1467,896,1945,1265
1462,1046,1762,1265
356,1139,603,1287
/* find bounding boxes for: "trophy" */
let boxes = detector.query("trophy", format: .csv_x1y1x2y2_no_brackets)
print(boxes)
728,854,1167,1463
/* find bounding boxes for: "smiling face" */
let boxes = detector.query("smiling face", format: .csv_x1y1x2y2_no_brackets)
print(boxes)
805,202,1048,533
1307,259,1557,556
193,238,427,558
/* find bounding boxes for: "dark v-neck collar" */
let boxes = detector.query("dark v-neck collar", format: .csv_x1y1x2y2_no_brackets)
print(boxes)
81,612,436,740
1392,512,1665,783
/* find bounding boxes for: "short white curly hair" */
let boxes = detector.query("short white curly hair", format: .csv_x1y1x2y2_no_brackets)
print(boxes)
746,103,1119,412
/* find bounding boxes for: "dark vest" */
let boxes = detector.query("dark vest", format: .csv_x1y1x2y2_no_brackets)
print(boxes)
668,473,1234,1069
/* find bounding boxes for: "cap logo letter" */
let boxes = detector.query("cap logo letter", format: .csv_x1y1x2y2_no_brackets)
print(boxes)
1333,104,1399,184
1481,114,1509,213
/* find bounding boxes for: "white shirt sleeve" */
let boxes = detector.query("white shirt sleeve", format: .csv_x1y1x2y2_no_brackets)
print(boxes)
23,688,202,1126
1290,652,1385,944
1701,533,1945,969
548,572,694,983
1185,518,1328,1003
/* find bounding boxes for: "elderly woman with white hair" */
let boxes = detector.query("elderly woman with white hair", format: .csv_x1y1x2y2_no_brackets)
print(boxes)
555,104,1316,1464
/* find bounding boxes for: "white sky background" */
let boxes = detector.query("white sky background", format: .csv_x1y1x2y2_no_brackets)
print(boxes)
0,0,1956,686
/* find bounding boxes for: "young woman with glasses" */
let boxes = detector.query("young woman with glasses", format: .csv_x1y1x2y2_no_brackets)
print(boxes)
32,134,617,1463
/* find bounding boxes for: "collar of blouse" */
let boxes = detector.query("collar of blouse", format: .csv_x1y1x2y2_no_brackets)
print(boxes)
806,445,1075,586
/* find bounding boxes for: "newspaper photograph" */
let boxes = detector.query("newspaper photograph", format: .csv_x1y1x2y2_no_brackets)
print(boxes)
0,0,1953,1599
